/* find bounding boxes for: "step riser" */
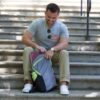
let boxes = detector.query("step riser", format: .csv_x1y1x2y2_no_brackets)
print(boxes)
0,35,22,40
69,30,100,35
0,79,24,89
0,17,100,23
54,65,100,75
0,11,100,17
0,44,24,49
0,29,100,35
0,42,99,51
71,66,100,75
0,35,99,42
68,43,100,51
1,22,100,29
1,76,100,90
1,63,100,75
0,94,67,100
0,56,22,61
70,36,100,41
70,80,100,90
0,52,100,62
70,53,100,63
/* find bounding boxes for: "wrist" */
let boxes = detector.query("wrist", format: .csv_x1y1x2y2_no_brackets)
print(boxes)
50,47,55,52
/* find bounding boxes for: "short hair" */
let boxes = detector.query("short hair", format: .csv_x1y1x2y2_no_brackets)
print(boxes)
46,3,60,13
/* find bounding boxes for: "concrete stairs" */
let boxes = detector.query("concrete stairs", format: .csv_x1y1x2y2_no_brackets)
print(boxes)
0,0,100,99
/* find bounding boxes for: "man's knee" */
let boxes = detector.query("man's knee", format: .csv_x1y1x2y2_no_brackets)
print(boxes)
60,50,69,56
24,47,33,53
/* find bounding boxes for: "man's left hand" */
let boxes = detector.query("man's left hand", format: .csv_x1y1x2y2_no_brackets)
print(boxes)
44,50,54,59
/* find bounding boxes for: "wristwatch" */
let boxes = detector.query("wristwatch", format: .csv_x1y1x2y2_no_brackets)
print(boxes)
50,47,55,52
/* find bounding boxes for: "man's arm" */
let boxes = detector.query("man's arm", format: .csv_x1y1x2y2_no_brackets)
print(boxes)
22,30,47,52
51,37,69,52
44,37,69,59
22,30,38,48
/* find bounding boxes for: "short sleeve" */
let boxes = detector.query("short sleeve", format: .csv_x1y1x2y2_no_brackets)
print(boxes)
27,20,37,36
60,23,69,38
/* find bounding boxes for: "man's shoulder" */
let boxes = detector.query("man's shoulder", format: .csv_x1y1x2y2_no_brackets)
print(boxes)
56,20,67,28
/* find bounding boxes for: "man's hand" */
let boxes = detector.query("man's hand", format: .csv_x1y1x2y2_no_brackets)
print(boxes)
36,45,47,53
44,50,54,59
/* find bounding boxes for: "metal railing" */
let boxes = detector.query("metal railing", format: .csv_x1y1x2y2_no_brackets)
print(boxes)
81,0,91,40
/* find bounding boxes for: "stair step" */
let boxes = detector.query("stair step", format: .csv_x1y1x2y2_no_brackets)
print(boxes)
0,61,22,74
0,50,100,62
0,49,23,55
0,15,100,23
0,40,99,50
70,34,100,41
0,74,100,90
0,27,100,37
0,89,100,100
0,17,100,23
0,22,100,29
0,61,100,75
55,62,100,75
0,24,100,30
69,51,100,63
0,20,100,26
70,62,100,75
68,41,100,51
71,75,100,90
0,10,100,17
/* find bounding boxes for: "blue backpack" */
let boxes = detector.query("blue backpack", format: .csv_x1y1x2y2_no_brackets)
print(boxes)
30,52,57,92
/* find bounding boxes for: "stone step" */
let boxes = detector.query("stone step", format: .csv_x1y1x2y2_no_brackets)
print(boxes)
0,39,99,51
0,20,100,26
0,32,99,41
0,74,100,90
1,89,100,100
2,89,100,100
69,51,100,63
0,21,100,29
0,25,100,36
0,49,100,62
0,23,99,30
0,13,100,19
0,10,100,17
0,32,98,41
68,41,100,51
69,28,100,36
70,34,100,41
0,61,100,75
0,15,100,23
70,62,100,75
0,61,22,74
0,0,100,9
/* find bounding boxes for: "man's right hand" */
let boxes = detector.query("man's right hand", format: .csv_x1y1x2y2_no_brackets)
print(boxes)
36,45,47,53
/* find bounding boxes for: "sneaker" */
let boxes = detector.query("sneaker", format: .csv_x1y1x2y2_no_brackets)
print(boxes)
60,84,69,95
22,83,33,93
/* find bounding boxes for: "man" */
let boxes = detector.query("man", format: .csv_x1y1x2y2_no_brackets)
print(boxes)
22,3,70,95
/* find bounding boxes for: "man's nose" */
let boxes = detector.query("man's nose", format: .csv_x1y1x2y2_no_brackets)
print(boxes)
48,18,54,22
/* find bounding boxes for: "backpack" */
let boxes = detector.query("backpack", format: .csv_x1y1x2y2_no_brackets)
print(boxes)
30,51,57,92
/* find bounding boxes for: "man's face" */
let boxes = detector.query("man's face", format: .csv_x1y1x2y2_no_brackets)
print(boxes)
45,10,59,26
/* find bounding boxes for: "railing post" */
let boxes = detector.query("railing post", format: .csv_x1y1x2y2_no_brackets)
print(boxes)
86,0,91,40
80,0,83,16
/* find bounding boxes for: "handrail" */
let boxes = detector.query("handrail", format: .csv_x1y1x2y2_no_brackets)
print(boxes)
80,0,91,40
80,0,83,16
86,0,91,40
